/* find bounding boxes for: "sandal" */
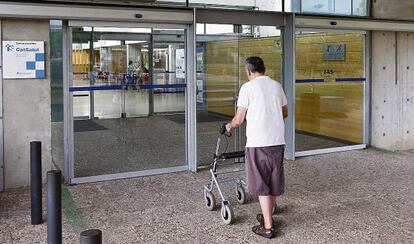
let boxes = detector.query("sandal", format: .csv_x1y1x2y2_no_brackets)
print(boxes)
252,224,274,239
256,214,276,228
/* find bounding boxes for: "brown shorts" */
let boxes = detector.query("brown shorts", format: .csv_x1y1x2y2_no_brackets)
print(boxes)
245,145,285,196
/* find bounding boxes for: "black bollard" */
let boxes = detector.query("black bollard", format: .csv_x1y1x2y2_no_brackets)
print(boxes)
30,141,42,225
80,229,102,244
47,170,62,244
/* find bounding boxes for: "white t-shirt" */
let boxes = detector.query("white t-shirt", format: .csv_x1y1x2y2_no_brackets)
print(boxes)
237,76,287,148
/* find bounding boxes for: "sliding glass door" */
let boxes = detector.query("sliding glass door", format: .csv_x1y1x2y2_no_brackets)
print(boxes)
294,30,367,156
68,25,189,182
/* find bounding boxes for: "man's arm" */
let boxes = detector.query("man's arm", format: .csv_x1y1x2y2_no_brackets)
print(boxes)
226,107,247,131
282,105,288,119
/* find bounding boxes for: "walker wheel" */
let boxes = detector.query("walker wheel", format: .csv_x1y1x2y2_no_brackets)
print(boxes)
236,186,246,204
204,191,216,211
220,204,234,225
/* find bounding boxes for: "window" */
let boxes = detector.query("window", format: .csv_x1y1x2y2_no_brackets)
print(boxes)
190,0,281,11
292,0,367,16
295,31,366,152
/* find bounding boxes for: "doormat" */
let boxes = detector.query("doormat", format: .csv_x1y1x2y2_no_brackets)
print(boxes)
74,120,107,132
165,112,232,124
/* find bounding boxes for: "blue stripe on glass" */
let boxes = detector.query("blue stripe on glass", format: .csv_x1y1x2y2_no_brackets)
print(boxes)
335,78,366,82
69,84,187,92
295,79,324,83
295,78,366,83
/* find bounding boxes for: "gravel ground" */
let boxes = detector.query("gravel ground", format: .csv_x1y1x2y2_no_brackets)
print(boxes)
1,148,413,243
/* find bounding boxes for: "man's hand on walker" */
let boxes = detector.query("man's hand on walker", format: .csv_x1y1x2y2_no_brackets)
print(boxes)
225,123,232,132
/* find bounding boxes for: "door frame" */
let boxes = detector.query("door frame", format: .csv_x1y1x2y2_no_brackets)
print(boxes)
194,9,294,162
0,19,3,191
63,20,197,184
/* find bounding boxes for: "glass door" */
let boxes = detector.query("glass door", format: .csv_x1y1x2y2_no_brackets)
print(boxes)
195,24,283,167
195,25,241,167
72,30,92,119
294,30,366,155
69,26,187,181
153,30,186,114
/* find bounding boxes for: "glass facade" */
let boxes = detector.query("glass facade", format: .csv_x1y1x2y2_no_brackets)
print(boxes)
196,24,283,166
153,31,186,113
292,0,367,16
45,4,369,184
50,20,65,171
40,0,283,11
70,27,186,178
189,0,281,11
295,31,365,152
41,0,367,15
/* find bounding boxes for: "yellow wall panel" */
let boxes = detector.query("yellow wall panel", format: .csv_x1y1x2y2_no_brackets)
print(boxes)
205,32,365,143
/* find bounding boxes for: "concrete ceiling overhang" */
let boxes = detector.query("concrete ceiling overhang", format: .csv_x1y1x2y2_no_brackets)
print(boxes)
0,1,193,23
29,0,157,3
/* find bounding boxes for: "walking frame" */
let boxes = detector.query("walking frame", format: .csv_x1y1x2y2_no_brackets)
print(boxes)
203,123,247,224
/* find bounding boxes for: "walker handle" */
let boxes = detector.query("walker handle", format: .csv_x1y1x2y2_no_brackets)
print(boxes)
219,123,232,137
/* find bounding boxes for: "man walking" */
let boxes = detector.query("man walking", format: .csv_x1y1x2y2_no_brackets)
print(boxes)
225,56,288,239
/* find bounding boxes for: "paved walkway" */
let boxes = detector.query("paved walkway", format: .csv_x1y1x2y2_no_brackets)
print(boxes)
1,149,413,243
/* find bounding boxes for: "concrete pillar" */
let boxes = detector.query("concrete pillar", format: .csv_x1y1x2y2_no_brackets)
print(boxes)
397,32,414,149
371,31,399,150
370,1,414,151
1,19,52,189
371,31,414,151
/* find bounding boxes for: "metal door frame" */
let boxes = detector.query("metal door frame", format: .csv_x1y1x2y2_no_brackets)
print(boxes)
63,20,196,184
0,18,3,191
194,9,293,162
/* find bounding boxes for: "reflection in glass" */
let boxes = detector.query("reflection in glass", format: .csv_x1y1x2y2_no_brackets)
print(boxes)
295,32,365,151
293,0,367,16
196,25,282,166
50,20,64,172
196,33,239,166
159,0,282,11
153,37,186,113
71,27,186,178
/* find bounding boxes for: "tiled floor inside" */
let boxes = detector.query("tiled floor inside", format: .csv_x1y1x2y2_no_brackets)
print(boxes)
68,114,357,178
1,149,413,243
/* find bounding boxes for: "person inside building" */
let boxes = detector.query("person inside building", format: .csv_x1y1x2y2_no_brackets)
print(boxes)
225,56,288,239
139,67,150,85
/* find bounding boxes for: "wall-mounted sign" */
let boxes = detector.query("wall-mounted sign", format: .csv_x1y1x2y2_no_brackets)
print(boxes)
176,49,185,79
2,41,45,79
323,43,346,61
196,47,205,105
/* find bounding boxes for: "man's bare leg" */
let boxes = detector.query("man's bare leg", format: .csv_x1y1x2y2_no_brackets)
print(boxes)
271,196,277,214
258,196,275,229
